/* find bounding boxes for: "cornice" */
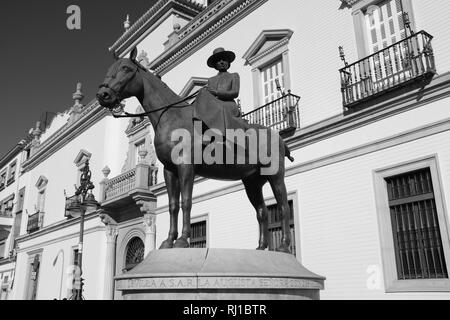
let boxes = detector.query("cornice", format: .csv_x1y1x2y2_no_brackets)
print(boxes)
21,100,110,172
149,0,269,75
246,37,290,66
110,0,205,54
0,144,24,170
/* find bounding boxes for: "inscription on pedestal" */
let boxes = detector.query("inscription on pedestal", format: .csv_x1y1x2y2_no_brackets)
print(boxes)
117,277,197,290
198,277,323,290
117,276,323,291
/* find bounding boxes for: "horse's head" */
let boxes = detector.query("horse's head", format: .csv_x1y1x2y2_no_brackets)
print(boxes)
97,47,145,110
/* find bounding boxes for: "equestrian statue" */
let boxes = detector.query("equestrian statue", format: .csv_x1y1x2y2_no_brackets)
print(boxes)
97,47,295,253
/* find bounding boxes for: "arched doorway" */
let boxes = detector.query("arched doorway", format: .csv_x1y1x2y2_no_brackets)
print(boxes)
124,237,145,272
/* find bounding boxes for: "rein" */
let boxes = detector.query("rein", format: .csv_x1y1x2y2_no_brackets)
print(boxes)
111,89,200,119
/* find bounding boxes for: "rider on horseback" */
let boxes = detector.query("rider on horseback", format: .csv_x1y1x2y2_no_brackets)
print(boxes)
205,47,242,118
193,48,247,136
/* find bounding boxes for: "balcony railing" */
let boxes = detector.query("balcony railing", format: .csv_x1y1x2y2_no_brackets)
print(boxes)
340,30,435,108
242,92,301,137
27,212,40,233
101,164,158,203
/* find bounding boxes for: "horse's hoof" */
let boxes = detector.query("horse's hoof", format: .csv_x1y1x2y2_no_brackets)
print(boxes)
256,242,268,250
276,245,291,254
173,237,190,248
159,239,174,249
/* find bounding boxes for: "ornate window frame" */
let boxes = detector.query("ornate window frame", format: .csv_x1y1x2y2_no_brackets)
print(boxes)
242,29,294,108
117,228,145,274
350,0,416,59
373,155,450,292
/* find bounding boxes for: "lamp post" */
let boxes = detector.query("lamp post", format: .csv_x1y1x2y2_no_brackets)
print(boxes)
65,160,100,300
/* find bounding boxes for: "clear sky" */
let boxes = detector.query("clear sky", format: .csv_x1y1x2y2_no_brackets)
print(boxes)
0,0,157,158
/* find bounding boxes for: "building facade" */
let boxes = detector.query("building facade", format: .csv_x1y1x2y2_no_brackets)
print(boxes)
4,0,450,299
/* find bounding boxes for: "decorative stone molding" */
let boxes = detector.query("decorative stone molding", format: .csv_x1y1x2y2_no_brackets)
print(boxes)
99,211,118,226
21,100,108,172
179,76,208,97
137,50,151,69
149,0,269,75
35,176,48,189
69,83,84,125
105,224,119,243
109,0,205,53
142,213,157,234
242,29,294,66
73,149,92,168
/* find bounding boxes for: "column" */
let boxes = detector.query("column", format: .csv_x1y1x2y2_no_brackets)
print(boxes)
100,213,118,300
143,213,157,256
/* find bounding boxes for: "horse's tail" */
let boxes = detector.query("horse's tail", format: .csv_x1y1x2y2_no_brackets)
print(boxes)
284,142,294,162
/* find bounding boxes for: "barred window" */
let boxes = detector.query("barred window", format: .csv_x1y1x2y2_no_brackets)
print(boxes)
190,220,207,248
267,200,296,256
386,168,448,280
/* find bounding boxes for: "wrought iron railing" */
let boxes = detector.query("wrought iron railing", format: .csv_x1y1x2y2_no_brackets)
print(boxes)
27,212,40,233
242,93,301,133
340,31,435,108
103,165,158,202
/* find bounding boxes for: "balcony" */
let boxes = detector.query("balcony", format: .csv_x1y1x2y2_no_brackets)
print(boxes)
27,212,41,234
100,163,158,221
340,31,435,109
242,92,301,138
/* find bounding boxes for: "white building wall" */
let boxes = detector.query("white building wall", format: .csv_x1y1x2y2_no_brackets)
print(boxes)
296,130,450,300
13,217,106,300
413,0,450,75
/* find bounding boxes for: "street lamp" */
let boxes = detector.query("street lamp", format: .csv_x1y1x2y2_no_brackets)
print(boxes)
65,160,100,300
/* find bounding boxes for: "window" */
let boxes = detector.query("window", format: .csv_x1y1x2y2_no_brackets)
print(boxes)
190,220,207,248
386,168,447,280
125,237,145,271
373,156,450,292
1,194,14,217
267,200,296,256
34,176,48,229
7,161,16,185
261,59,285,104
243,29,293,108
351,0,415,59
0,171,6,190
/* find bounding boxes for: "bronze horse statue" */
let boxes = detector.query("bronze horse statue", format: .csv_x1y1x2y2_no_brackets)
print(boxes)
97,47,294,253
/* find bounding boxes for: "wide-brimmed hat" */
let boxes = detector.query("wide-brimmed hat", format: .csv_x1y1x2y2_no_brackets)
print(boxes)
207,48,236,68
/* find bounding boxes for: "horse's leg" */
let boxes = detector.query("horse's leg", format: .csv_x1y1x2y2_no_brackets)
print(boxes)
159,168,180,249
267,166,291,254
173,164,194,248
243,176,269,250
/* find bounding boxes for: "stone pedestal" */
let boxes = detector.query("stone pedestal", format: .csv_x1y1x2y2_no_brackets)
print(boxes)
116,249,325,300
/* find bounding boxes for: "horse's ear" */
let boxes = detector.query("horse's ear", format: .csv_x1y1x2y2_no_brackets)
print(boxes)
112,51,119,61
130,47,138,61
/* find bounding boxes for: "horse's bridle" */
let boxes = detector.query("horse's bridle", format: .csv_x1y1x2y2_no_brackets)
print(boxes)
98,60,141,105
